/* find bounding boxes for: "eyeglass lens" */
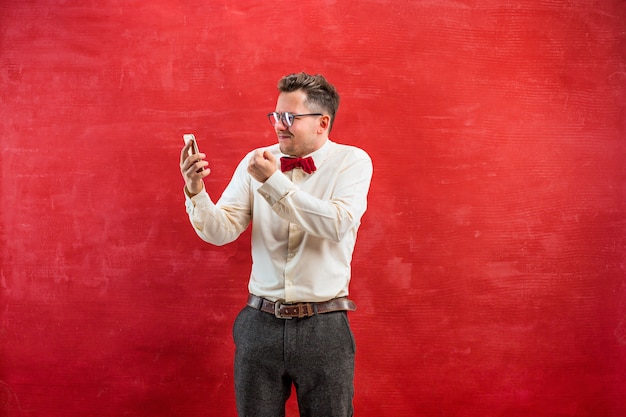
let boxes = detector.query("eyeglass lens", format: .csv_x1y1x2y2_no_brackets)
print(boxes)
269,112,294,127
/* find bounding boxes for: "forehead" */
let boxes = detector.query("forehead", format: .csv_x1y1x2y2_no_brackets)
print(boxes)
275,90,309,112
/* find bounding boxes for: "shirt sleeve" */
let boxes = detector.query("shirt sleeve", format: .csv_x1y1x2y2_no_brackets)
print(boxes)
256,147,373,242
184,156,252,246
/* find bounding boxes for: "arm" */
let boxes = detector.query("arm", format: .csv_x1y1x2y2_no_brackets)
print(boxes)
256,147,373,242
181,144,252,246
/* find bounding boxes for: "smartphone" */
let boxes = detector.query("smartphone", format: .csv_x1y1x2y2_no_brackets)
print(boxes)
183,133,204,172
183,133,199,155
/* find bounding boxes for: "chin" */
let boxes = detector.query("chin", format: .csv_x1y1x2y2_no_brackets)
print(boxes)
278,143,292,155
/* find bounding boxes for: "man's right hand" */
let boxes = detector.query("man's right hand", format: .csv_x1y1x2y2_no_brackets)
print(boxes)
180,141,211,196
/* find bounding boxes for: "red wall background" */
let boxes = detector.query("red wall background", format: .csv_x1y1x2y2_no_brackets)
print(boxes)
1,1,625,416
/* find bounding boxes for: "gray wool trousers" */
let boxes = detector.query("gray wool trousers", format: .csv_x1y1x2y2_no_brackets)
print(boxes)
232,305,356,417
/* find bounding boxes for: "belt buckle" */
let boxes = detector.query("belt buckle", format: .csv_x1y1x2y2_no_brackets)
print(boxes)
274,301,292,319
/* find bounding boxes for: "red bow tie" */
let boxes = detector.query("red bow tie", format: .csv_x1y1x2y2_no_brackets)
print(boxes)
280,156,317,174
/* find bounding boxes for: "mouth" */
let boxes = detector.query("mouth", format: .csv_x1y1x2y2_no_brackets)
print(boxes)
277,133,292,141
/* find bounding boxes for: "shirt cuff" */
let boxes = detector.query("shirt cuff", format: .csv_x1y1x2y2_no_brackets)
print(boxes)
257,171,294,206
184,185,210,209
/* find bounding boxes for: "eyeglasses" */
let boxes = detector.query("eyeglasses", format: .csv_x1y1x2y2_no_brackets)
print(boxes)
267,112,323,127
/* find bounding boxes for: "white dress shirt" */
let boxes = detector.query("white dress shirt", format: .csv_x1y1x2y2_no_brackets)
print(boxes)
184,139,373,303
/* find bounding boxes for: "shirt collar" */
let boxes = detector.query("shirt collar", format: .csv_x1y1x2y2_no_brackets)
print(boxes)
304,139,331,170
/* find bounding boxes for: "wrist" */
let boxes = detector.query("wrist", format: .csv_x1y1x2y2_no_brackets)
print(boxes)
185,182,204,197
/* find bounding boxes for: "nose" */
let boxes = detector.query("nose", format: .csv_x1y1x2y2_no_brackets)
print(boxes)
274,118,289,130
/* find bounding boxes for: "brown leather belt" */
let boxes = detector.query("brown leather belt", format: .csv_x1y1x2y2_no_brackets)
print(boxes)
246,294,357,319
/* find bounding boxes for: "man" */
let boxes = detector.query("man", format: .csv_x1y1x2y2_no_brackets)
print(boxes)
179,72,373,417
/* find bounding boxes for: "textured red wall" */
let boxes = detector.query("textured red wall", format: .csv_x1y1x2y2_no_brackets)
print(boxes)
1,1,625,416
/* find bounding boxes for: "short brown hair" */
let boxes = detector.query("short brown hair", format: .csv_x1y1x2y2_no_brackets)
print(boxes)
277,72,340,132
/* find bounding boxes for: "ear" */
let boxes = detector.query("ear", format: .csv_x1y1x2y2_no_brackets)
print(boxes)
317,115,331,134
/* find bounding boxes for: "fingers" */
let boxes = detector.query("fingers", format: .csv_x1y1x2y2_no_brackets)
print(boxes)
185,159,210,176
181,154,211,179
180,140,193,165
179,142,210,196
263,150,276,164
180,146,206,170
248,150,267,170
247,149,277,183
180,146,210,179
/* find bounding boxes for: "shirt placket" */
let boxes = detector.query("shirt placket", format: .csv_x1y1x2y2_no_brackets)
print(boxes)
284,169,306,301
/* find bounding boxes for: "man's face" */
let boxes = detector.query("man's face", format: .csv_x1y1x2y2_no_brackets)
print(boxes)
273,90,327,157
